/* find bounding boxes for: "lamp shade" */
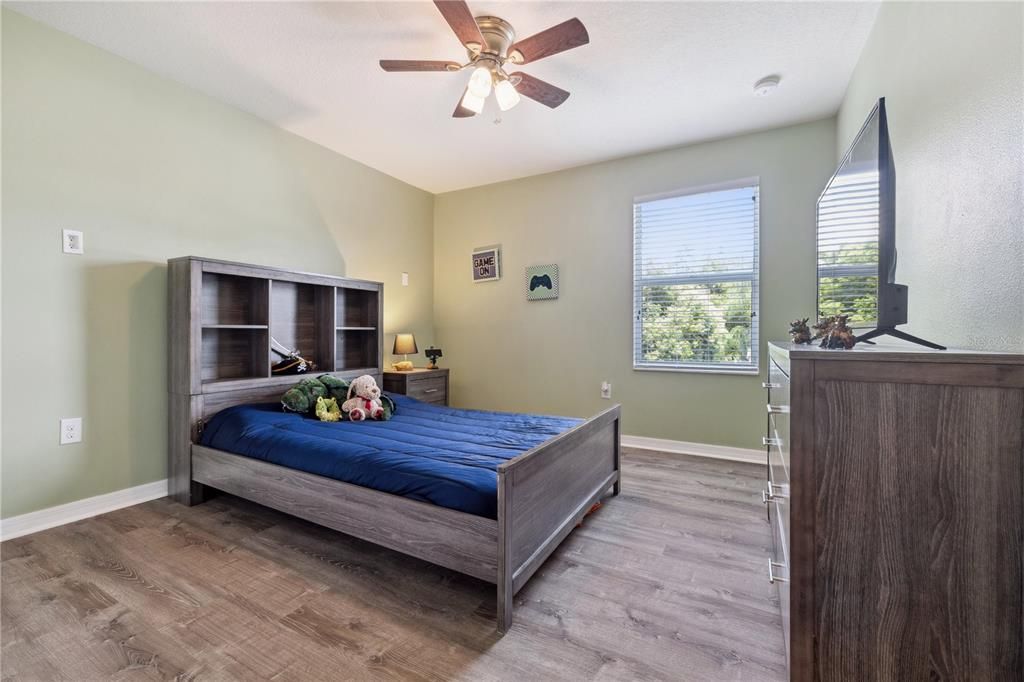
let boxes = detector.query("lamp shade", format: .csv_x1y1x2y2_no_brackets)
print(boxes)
392,333,418,355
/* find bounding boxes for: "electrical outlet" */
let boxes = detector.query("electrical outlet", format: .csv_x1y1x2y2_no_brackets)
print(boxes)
601,382,612,399
62,229,84,255
401,272,409,286
60,417,83,444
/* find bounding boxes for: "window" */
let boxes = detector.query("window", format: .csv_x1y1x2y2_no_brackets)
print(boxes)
816,168,879,327
633,180,759,374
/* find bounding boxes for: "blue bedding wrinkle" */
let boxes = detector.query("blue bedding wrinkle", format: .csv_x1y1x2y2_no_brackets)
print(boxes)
199,394,581,519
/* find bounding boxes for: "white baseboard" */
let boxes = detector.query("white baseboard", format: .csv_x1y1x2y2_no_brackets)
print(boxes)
622,435,763,464
0,479,168,541
0,437,757,540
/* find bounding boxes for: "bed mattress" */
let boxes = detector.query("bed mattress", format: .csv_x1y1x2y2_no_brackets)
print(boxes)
199,394,582,519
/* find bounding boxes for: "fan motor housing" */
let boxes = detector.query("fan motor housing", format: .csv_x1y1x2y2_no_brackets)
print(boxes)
471,16,516,60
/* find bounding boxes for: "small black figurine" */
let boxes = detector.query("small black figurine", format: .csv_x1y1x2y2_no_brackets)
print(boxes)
789,318,812,345
424,346,443,369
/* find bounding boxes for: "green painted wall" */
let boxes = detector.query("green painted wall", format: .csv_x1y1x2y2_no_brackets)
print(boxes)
1,11,435,518
433,119,837,449
837,1,1023,351
8,2,1017,521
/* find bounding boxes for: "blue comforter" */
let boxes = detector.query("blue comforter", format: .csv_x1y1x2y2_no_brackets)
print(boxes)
199,394,581,519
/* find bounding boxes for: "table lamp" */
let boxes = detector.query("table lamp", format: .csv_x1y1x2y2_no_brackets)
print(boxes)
392,333,418,370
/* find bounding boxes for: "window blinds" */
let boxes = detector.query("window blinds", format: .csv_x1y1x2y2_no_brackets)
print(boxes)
633,181,759,373
816,169,879,327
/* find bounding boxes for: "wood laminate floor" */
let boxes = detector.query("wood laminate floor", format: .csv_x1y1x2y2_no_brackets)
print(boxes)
1,450,786,681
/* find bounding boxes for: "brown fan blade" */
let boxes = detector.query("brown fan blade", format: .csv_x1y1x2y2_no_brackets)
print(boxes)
433,1,486,50
511,72,570,108
380,60,461,72
453,88,477,118
508,18,589,64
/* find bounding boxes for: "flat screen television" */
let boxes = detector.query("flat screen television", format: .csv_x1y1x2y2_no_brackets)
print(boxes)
816,97,944,349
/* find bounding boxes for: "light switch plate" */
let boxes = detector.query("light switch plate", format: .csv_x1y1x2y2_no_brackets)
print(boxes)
62,229,84,254
601,382,612,399
60,417,83,444
401,272,409,286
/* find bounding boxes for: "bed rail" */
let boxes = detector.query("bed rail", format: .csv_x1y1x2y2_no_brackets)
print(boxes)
496,404,621,632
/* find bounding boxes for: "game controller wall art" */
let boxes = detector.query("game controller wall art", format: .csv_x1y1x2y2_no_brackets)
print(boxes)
525,264,559,301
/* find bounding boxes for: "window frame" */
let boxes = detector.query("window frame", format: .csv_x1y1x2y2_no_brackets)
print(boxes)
632,177,761,375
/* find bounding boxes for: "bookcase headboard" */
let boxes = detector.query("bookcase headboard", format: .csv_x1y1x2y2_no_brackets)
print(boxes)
167,257,384,503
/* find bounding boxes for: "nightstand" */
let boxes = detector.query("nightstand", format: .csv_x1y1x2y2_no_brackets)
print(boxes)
383,368,449,406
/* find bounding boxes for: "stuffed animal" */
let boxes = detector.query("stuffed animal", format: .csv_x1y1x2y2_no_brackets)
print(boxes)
314,396,342,422
282,375,349,413
342,374,386,421
281,377,328,413
281,374,396,421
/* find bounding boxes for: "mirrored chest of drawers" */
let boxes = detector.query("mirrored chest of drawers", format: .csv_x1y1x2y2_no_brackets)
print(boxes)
764,342,1023,681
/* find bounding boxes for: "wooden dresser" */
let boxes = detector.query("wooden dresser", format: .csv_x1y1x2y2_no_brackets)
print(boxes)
764,342,1023,680
383,368,449,405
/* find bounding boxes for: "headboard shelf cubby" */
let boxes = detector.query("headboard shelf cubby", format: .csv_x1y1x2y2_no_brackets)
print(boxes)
200,271,269,327
170,255,384,393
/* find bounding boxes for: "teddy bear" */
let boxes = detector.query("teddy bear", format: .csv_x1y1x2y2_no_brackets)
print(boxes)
342,374,386,421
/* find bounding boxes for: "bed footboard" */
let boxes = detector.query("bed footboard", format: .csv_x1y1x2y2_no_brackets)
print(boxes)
496,404,621,632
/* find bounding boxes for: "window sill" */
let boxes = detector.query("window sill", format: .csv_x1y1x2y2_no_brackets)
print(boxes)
633,364,760,376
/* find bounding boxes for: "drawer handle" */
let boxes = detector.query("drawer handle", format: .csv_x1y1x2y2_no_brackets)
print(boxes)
762,381,780,389
768,559,789,584
762,436,781,447
767,404,790,415
423,388,439,394
761,484,790,504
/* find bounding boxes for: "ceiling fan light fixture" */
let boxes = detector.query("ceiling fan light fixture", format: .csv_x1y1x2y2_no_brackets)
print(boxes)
467,65,493,98
494,79,521,111
460,88,486,114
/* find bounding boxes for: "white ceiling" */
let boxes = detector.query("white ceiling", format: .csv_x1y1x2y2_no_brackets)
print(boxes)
11,1,879,193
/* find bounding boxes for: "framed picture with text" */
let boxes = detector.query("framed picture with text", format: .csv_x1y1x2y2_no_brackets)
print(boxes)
472,245,501,282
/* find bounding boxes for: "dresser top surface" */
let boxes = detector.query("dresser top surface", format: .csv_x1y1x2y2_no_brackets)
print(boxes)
769,341,1024,365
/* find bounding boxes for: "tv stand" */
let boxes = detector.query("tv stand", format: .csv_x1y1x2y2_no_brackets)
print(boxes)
855,326,946,350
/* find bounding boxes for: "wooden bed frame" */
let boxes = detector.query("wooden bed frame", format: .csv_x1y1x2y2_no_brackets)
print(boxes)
168,257,621,632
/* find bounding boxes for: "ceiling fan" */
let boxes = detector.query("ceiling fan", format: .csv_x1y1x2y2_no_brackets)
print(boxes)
379,1,589,118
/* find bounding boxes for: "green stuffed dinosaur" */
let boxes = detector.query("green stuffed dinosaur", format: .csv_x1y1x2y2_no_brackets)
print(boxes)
282,374,395,421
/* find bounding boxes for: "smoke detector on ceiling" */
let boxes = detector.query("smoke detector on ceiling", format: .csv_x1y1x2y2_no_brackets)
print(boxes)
753,75,781,97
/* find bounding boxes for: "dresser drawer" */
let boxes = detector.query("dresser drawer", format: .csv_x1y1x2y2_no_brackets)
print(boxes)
769,498,791,666
406,375,446,401
767,433,790,490
383,369,449,406
767,356,790,412
764,356,790,486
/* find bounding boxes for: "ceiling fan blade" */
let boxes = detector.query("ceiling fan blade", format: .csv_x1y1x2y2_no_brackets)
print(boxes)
511,72,570,108
453,88,477,118
379,60,461,72
508,18,589,65
433,1,486,49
